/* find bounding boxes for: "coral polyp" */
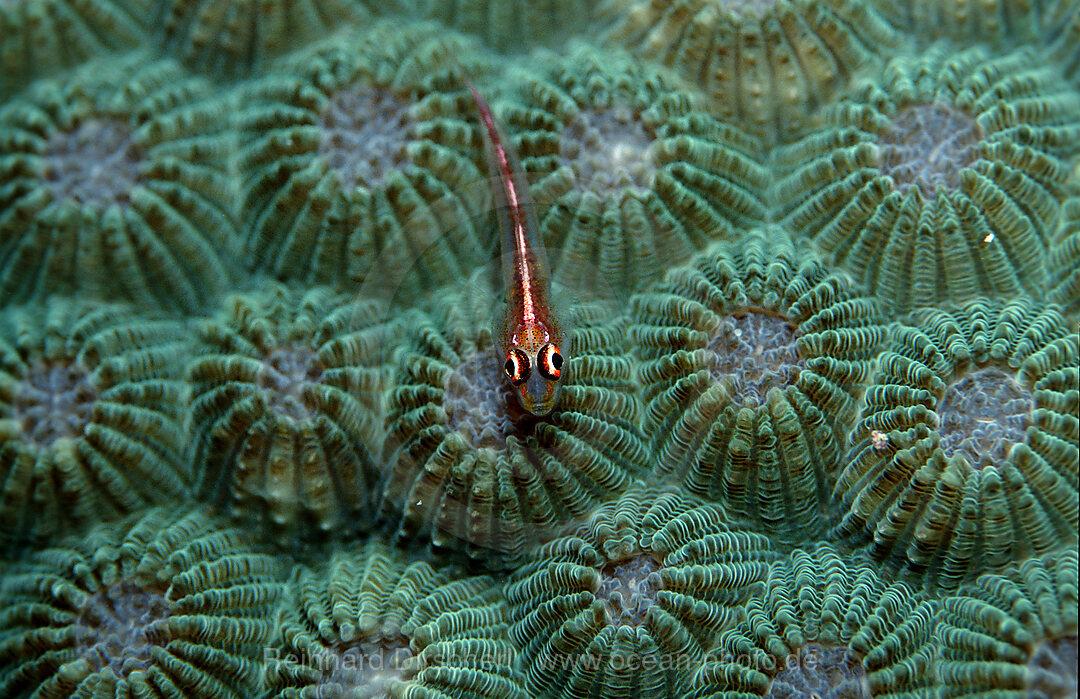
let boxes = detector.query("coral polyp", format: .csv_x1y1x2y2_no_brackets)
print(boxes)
506,486,777,699
500,43,768,298
379,278,649,567
1048,198,1080,323
412,0,596,52
833,298,1080,591
236,21,491,300
688,544,938,699
0,53,237,312
0,507,283,698
0,301,190,550
188,284,395,544
772,45,1080,314
598,0,901,140
263,540,526,699
631,229,885,547
938,548,1078,698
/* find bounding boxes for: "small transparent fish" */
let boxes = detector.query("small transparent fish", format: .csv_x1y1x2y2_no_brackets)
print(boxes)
462,75,568,416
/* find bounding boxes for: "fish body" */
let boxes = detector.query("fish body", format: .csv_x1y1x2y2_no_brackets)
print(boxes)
463,78,566,415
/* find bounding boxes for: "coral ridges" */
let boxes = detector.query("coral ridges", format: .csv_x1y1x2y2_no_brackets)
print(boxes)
264,539,526,699
938,548,1078,698
833,297,1079,592
411,0,598,53
0,52,238,313
188,283,397,545
236,21,494,302
688,544,939,699
771,44,1080,314
1048,198,1080,323
598,0,902,141
506,486,777,699
0,507,283,698
0,301,190,550
498,42,769,298
631,228,886,547
379,277,649,567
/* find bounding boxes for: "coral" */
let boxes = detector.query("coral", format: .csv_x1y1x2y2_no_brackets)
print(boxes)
188,284,395,544
0,0,147,97
833,298,1080,592
236,21,493,302
597,0,901,141
772,45,1080,314
938,548,1078,699
0,301,190,550
1048,199,1080,323
0,52,238,313
379,276,649,568
410,0,597,52
688,544,938,699
506,486,777,699
630,228,885,547
264,539,527,699
501,43,768,298
0,507,283,698
1047,0,1080,87
158,0,371,78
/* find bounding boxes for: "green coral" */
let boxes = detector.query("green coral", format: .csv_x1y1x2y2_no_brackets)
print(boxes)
772,45,1080,315
189,284,395,545
598,0,901,141
833,297,1080,592
0,0,148,97
499,43,768,299
236,21,492,302
688,544,939,699
264,539,526,699
506,486,777,699
630,229,885,547
409,0,596,52
379,277,648,568
0,507,283,698
158,0,371,78
0,52,238,313
0,301,190,550
1048,199,1080,323
938,548,1078,698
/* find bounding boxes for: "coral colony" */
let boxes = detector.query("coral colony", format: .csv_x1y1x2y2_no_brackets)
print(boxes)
0,1,1077,698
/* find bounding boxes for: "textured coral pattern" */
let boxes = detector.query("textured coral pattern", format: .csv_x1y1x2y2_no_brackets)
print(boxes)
502,43,768,297
236,21,491,299
598,0,901,140
264,540,526,699
689,544,938,698
0,302,190,549
938,548,1078,698
411,0,596,52
1049,198,1080,323
189,285,394,544
834,298,1080,591
507,487,777,699
0,507,283,698
772,45,1080,314
0,53,237,312
632,229,884,546
380,277,649,566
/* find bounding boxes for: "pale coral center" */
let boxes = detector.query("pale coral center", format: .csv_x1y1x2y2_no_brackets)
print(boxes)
559,106,656,196
319,87,414,187
258,346,323,421
75,582,171,678
443,352,518,450
767,644,870,699
597,555,661,626
15,359,97,447
879,102,983,197
937,366,1033,468
315,640,415,699
1027,634,1078,699
706,312,804,404
42,118,141,208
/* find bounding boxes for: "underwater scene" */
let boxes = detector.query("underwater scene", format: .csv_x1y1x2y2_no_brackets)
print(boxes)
1,0,1078,697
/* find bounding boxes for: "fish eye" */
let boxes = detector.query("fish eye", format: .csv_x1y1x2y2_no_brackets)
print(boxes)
505,348,530,386
537,343,563,380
